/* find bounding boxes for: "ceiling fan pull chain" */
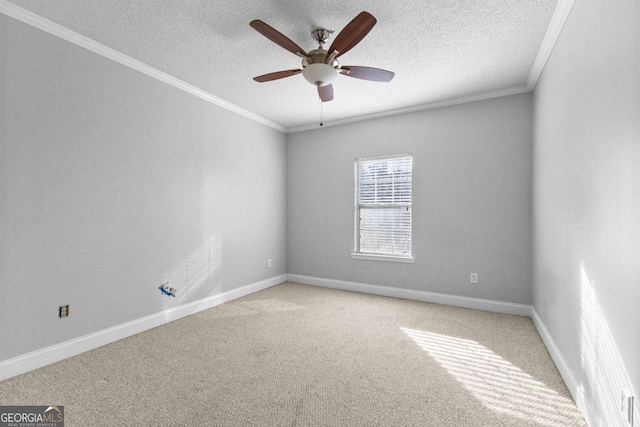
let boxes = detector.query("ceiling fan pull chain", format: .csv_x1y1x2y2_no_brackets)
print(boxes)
320,99,324,126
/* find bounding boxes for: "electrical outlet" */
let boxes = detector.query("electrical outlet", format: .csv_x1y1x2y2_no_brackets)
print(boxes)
59,305,69,318
621,389,634,426
267,259,272,268
470,273,479,284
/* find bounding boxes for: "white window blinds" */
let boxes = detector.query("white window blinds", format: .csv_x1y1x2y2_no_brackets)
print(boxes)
354,155,412,258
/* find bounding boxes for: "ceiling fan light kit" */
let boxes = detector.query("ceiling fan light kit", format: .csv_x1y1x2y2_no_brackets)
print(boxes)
302,63,337,87
250,11,394,108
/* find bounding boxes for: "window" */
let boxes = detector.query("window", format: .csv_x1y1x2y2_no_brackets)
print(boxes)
353,154,413,262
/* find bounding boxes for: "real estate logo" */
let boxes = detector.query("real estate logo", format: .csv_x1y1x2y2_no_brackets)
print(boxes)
0,406,64,427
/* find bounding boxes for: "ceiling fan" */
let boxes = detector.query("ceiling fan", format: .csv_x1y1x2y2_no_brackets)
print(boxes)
250,11,394,103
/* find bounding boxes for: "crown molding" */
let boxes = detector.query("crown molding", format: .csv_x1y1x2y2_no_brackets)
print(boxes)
1,0,577,134
290,0,578,134
287,85,531,133
526,0,577,89
0,1,287,133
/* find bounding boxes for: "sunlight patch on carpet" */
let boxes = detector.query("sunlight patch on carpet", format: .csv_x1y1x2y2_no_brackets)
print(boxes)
401,327,585,426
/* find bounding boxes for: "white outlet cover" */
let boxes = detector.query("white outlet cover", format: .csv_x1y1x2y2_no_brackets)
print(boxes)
622,389,634,426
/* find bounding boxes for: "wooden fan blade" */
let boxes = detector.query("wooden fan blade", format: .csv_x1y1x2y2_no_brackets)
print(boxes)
340,66,394,82
328,11,376,58
318,84,334,102
250,20,307,57
253,69,302,83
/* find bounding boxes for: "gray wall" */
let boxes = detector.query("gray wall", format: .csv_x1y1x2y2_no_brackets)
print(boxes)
288,93,533,304
0,16,287,361
532,0,640,424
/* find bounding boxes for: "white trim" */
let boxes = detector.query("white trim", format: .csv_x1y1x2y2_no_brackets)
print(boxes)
287,274,532,317
0,0,576,134
530,309,580,395
0,274,286,382
0,1,287,134
287,0,579,133
526,0,577,89
288,85,531,133
531,308,601,427
354,153,413,162
351,253,415,263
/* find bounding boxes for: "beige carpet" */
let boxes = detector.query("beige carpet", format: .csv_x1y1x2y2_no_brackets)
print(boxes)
0,282,585,426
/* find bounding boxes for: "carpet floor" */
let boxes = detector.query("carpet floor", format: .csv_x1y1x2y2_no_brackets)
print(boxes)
0,282,586,426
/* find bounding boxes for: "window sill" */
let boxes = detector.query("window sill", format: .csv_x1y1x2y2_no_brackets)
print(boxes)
351,253,415,263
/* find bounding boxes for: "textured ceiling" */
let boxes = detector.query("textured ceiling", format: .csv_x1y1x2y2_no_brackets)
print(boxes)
6,0,558,130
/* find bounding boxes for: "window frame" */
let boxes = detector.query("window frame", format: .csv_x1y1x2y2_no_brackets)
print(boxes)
351,154,414,263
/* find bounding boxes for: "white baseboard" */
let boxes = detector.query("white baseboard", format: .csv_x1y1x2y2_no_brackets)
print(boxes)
0,274,286,382
531,308,580,391
286,274,532,317
531,308,602,427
